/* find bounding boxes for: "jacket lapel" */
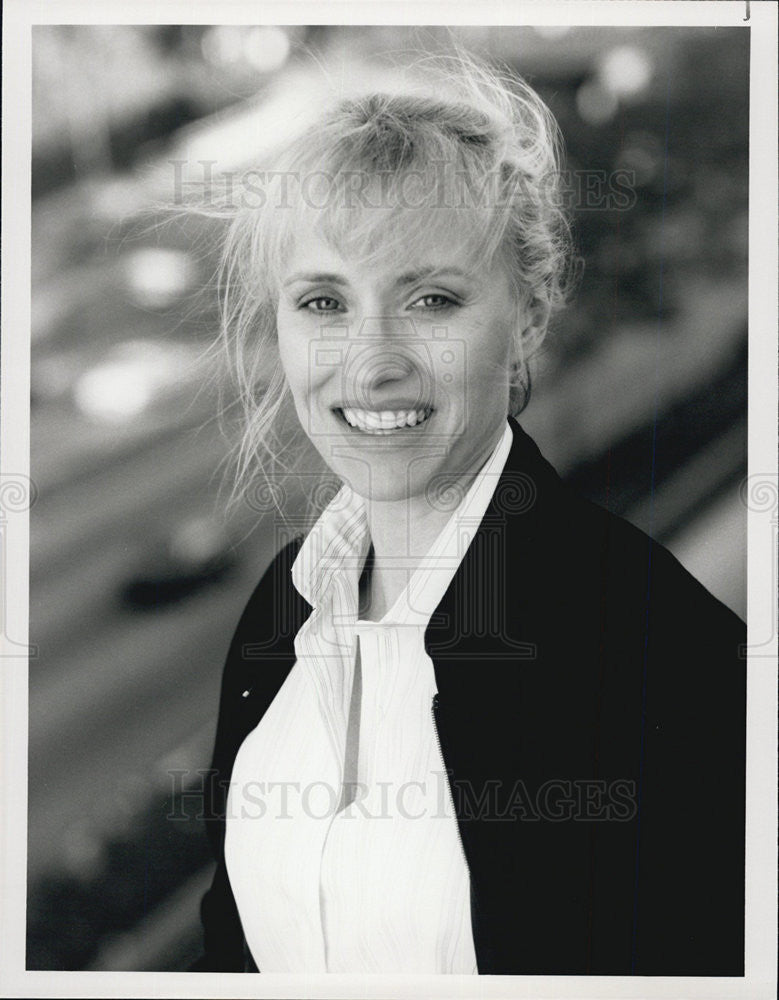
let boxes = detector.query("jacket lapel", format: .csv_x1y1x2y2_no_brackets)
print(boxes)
426,417,604,972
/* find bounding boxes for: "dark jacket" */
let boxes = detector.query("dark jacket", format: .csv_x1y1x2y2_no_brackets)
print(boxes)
193,417,746,975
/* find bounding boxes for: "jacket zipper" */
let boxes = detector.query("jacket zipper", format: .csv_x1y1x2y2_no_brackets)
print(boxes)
431,694,471,879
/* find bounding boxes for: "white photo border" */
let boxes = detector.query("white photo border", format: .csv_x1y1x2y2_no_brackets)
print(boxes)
2,2,776,998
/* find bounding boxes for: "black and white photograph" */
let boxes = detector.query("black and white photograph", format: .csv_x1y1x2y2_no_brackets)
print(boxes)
1,1,777,998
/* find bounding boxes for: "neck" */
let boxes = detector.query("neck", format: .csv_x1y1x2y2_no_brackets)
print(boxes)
358,422,506,620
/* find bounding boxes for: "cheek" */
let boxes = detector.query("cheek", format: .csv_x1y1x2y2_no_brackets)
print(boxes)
276,315,313,400
461,317,513,387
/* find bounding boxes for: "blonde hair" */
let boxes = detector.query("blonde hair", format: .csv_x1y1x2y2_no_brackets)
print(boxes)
205,51,574,517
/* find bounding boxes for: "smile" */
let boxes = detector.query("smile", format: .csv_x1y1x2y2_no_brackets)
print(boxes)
336,407,433,434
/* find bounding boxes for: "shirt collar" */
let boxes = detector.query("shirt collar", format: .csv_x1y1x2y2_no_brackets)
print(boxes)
290,482,370,609
291,420,514,620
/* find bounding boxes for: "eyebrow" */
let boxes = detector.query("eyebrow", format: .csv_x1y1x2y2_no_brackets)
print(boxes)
396,267,470,286
282,266,470,288
282,271,348,287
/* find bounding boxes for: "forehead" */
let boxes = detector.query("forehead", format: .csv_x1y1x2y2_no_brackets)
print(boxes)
277,202,506,288
281,224,466,278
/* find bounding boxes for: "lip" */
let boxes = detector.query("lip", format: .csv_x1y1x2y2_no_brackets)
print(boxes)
332,406,434,434
334,399,433,411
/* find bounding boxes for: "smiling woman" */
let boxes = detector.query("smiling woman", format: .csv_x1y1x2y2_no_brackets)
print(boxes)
192,52,746,976
277,228,520,512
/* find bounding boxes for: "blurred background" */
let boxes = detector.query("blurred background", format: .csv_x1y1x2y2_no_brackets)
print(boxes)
28,24,748,971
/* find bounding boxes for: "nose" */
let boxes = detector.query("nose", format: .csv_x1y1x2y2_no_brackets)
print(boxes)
346,316,431,409
356,315,417,344
354,351,421,412
366,354,415,389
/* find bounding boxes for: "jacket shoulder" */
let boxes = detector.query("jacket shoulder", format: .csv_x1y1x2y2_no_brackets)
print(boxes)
206,535,306,838
555,484,745,633
220,535,306,689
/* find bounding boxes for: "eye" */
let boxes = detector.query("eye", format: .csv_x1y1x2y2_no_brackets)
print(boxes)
302,296,342,313
409,293,456,310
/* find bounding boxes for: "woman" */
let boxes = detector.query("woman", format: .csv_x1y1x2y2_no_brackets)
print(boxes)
192,55,746,976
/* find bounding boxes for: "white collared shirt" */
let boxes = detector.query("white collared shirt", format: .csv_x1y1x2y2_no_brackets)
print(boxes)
225,421,513,972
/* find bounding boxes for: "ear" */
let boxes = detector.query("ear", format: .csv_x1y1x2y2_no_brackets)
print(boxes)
518,295,551,356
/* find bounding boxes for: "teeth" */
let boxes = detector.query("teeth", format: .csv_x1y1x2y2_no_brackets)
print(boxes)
340,407,432,433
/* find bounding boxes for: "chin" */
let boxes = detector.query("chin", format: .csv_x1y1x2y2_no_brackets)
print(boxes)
330,459,440,504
